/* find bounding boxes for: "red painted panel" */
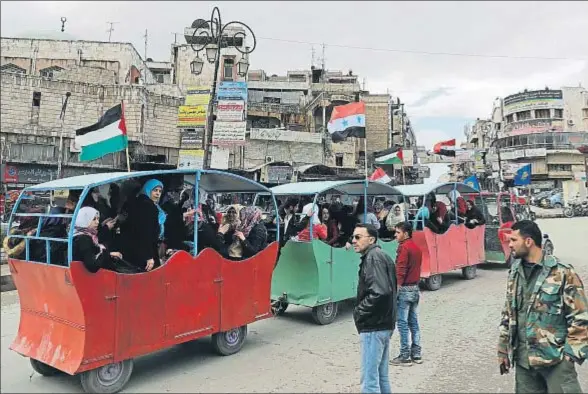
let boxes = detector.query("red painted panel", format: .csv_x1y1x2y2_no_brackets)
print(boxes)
465,225,485,266
219,242,278,331
412,230,435,278
163,249,221,343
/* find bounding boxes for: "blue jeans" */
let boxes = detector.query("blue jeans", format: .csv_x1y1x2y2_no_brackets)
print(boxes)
360,330,393,393
397,287,421,359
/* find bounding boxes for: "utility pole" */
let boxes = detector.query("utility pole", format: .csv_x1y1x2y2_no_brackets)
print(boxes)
171,32,180,45
321,43,326,135
56,92,72,179
106,22,118,42
143,29,148,59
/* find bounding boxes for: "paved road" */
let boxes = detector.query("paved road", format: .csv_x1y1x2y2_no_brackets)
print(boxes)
1,218,587,393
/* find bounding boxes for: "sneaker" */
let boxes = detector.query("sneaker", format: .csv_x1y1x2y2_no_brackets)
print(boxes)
390,356,412,366
412,356,423,364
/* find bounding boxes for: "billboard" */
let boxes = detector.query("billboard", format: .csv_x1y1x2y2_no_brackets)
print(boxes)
177,149,204,170
216,100,245,122
503,90,563,115
212,121,246,146
216,81,248,101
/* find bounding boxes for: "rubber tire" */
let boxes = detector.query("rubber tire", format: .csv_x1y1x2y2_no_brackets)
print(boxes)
563,207,574,218
311,302,338,325
80,359,134,394
271,300,289,316
553,203,563,209
462,265,477,280
30,359,61,377
543,240,554,256
424,274,442,291
212,325,248,356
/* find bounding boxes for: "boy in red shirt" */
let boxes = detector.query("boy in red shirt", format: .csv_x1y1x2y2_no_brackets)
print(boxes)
391,221,423,366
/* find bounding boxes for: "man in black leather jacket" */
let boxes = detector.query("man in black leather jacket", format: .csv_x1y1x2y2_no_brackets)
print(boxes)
352,223,397,394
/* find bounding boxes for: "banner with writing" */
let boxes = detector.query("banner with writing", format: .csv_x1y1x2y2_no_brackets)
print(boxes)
212,121,246,146
216,100,245,122
216,81,248,101
185,86,211,106
177,105,207,127
178,149,204,169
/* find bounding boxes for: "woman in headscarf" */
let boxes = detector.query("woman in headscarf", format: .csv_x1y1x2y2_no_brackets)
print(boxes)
447,190,467,220
322,203,341,246
386,204,406,233
295,203,328,242
413,194,433,230
355,197,381,230
218,206,267,259
465,199,486,229
3,217,39,260
119,179,166,272
220,204,243,244
72,207,122,273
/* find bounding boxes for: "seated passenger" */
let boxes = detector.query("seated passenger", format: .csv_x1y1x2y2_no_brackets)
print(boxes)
119,179,166,272
465,199,486,229
161,191,190,253
221,204,243,244
218,206,267,259
355,198,381,230
413,199,431,231
295,203,328,242
72,207,122,273
3,217,38,260
447,190,467,223
386,204,405,236
322,204,341,246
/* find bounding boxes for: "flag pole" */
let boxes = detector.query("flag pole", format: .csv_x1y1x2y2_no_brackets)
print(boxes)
122,100,131,173
402,166,406,185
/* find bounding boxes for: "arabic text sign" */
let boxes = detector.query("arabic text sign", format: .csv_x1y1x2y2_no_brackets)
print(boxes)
185,86,211,106
212,121,246,146
216,100,245,122
177,105,207,127
217,81,248,101
178,149,204,170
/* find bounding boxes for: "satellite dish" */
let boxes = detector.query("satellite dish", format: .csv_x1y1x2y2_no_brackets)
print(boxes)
185,19,209,45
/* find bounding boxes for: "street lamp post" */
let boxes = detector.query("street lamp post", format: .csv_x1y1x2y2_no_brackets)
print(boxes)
187,7,256,169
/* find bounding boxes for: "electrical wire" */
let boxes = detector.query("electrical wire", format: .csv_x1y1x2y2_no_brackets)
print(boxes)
257,36,588,61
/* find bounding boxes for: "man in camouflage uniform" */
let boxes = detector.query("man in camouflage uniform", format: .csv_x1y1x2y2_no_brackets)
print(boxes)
498,220,588,393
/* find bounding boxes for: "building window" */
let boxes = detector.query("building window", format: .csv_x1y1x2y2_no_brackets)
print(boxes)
553,109,563,118
155,74,165,83
222,58,234,81
505,114,514,124
39,66,64,80
516,110,532,121
548,164,572,172
535,108,550,119
335,153,344,167
32,92,41,107
583,108,588,118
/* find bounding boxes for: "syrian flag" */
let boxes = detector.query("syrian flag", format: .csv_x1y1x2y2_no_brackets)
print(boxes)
433,139,456,157
327,101,366,143
375,147,404,165
369,167,392,184
75,103,128,162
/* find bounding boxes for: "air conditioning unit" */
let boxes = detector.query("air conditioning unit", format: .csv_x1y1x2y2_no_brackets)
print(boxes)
567,120,575,126
265,156,273,163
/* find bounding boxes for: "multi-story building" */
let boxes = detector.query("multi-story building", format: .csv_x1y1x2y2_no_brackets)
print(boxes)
491,87,588,190
0,37,184,197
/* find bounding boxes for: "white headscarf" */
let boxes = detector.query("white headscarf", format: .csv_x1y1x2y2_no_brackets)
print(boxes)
301,203,320,225
75,207,99,228
448,190,461,203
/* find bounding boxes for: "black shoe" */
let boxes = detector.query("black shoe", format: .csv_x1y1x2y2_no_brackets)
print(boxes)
412,356,423,364
390,356,412,366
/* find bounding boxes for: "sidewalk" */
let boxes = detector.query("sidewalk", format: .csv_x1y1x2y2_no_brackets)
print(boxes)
1,263,15,293
533,207,563,219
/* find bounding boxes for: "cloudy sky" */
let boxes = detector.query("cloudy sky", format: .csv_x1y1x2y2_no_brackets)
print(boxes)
2,1,587,149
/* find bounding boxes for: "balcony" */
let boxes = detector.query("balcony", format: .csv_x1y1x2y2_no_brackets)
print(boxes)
247,101,301,114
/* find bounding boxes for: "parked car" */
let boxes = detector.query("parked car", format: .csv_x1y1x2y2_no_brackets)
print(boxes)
546,192,563,209
534,189,562,207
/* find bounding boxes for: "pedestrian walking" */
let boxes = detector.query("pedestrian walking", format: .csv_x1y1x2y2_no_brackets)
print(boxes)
390,221,423,366
497,220,588,393
352,223,397,394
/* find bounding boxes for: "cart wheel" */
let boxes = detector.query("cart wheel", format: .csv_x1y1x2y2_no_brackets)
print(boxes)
212,325,248,356
80,359,134,394
424,274,442,291
543,240,554,256
30,359,61,377
271,300,289,316
462,265,477,280
311,302,338,325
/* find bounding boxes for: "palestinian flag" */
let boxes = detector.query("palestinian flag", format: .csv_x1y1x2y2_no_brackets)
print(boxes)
369,167,392,184
375,147,404,165
433,138,456,157
75,103,128,162
327,101,366,143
